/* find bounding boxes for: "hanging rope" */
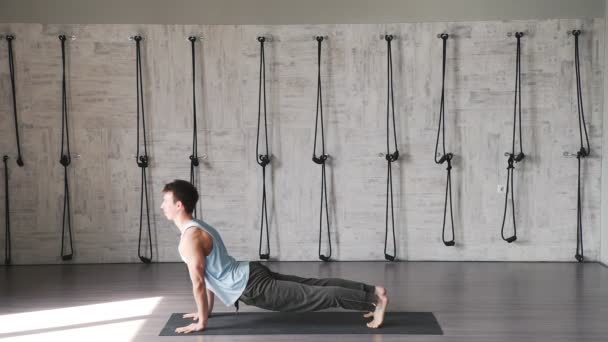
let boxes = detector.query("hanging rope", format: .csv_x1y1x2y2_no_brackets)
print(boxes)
572,30,590,262
58,35,73,261
256,36,270,260
383,35,399,261
5,35,24,167
434,33,455,247
500,32,525,244
312,36,331,262
134,36,152,264
3,155,10,265
188,36,200,218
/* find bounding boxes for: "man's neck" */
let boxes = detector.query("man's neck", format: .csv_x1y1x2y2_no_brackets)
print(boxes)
174,214,194,234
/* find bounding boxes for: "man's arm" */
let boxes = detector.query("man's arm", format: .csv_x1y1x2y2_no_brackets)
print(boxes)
184,286,215,319
207,288,215,314
175,230,209,334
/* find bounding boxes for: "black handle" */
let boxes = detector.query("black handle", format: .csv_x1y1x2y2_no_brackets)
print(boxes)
504,235,517,243
139,256,152,264
319,255,331,262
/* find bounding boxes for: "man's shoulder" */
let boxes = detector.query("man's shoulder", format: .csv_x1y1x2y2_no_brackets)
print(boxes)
182,227,214,256
183,226,212,240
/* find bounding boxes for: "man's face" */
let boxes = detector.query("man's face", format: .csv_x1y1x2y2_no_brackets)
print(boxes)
161,192,181,220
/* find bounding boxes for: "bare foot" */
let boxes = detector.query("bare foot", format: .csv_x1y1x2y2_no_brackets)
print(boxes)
363,286,387,318
375,286,387,297
366,286,388,328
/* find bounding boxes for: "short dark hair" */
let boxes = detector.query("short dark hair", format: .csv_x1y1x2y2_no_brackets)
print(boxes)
162,179,199,215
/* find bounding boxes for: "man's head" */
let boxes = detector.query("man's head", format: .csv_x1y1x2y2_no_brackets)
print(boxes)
161,179,199,220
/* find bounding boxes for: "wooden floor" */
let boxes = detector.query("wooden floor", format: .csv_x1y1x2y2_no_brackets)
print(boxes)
1,261,607,342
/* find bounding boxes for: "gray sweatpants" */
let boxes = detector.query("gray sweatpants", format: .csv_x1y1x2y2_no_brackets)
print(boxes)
238,261,377,312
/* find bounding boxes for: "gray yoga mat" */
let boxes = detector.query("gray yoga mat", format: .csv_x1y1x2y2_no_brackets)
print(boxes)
160,311,443,335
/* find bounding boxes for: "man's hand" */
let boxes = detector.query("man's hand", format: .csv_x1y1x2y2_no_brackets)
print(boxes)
175,321,205,334
183,312,199,321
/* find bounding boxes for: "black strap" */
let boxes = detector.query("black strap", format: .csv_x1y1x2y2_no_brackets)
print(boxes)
3,155,10,265
434,34,455,247
58,35,74,260
312,36,331,262
6,35,24,167
500,32,525,244
573,30,590,262
134,36,152,264
188,36,201,218
256,37,270,260
384,35,398,261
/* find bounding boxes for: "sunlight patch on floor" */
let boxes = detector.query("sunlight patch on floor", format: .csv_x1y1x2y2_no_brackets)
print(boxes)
0,296,163,341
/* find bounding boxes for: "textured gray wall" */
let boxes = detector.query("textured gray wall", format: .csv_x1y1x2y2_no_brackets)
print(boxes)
602,0,608,267
0,19,603,264
0,0,604,24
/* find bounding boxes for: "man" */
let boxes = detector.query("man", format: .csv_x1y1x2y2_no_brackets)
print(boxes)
160,179,389,334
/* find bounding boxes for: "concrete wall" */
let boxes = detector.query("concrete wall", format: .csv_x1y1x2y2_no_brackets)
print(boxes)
602,1,608,267
0,19,603,264
0,0,604,24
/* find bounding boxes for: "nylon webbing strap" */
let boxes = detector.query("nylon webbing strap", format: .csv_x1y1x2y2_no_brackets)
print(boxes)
434,34,455,247
383,35,399,261
312,36,331,261
256,36,271,260
572,30,590,262
188,36,201,218
3,156,10,265
5,35,24,167
58,35,74,260
134,36,152,264
500,32,525,244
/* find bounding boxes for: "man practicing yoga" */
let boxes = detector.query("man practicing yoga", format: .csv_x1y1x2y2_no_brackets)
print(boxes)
160,179,389,334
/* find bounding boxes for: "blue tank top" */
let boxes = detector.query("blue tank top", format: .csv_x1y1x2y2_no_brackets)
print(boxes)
180,219,250,306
